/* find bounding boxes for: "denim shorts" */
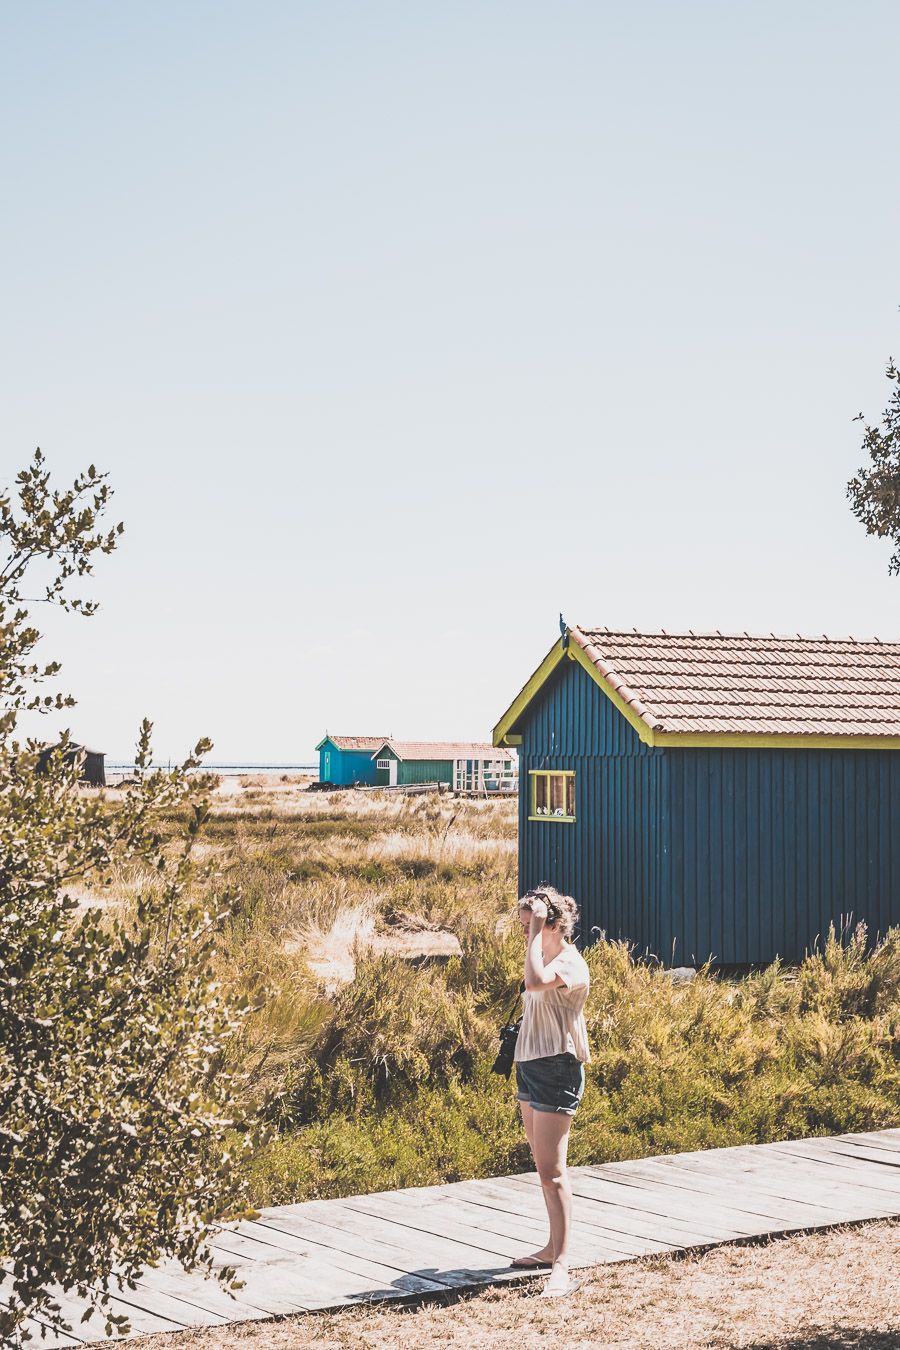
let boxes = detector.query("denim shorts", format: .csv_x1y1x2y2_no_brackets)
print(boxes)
515,1052,585,1115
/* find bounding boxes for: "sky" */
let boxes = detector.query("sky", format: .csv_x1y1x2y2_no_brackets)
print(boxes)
2,1,900,762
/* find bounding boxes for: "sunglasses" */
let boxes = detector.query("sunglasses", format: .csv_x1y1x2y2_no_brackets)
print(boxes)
519,891,560,923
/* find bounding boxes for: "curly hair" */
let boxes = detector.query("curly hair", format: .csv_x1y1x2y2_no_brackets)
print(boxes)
519,884,579,941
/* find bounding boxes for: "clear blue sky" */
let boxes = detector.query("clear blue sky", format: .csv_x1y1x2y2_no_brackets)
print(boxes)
2,2,899,761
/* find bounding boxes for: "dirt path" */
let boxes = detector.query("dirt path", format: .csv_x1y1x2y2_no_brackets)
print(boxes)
124,1220,900,1350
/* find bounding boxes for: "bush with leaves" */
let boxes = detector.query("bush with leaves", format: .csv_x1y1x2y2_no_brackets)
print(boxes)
848,351,900,572
0,452,250,1342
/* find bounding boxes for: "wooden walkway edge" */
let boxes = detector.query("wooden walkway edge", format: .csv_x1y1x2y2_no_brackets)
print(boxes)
17,1128,900,1346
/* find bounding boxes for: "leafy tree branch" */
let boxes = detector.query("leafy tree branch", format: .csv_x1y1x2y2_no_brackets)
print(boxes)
848,356,900,573
0,451,251,1341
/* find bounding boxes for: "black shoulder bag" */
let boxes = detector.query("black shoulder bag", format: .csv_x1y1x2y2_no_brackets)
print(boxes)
490,983,524,1079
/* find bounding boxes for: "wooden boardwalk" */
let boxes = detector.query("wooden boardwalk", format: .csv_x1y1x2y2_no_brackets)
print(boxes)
17,1128,900,1346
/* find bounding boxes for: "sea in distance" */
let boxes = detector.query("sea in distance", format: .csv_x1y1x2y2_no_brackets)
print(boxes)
106,762,319,781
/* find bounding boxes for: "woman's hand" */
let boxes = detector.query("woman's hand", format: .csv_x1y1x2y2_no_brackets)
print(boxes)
528,897,548,924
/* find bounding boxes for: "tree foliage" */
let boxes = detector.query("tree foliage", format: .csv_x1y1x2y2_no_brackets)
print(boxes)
847,357,900,572
0,451,250,1341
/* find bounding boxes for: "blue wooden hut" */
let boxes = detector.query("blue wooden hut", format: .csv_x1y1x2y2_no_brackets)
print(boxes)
493,625,900,967
315,734,390,786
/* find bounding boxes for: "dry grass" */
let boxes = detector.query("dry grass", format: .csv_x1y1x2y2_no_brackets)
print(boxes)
74,779,900,1209
123,1220,900,1350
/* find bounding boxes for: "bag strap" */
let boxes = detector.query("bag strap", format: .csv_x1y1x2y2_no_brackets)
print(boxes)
502,981,525,1024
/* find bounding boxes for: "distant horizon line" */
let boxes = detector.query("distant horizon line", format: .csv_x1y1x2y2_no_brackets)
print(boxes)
106,760,319,769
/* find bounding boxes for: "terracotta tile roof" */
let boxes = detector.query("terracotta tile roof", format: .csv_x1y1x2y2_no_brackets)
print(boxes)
569,627,900,738
323,735,392,751
375,741,515,761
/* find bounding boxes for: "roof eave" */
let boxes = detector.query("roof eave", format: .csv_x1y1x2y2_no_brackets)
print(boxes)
650,731,900,749
493,630,660,748
492,637,569,746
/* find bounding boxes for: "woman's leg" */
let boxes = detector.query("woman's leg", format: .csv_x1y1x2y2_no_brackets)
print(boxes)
530,1109,575,1289
511,1101,554,1265
518,1098,535,1153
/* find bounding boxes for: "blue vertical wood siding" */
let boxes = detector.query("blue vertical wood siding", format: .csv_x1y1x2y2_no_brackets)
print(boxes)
318,742,379,785
518,659,665,953
516,656,900,965
666,748,900,964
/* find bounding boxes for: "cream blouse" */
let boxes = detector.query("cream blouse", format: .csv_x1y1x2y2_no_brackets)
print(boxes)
514,944,591,1064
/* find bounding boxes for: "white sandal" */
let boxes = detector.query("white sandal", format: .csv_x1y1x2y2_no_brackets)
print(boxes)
540,1276,582,1298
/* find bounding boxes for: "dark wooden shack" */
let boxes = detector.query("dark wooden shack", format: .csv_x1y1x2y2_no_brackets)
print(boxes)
493,626,900,966
37,742,106,787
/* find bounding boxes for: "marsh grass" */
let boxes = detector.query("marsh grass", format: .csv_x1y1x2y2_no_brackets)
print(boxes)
97,782,900,1207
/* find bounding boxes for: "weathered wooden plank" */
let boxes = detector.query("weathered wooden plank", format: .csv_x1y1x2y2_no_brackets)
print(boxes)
570,1186,760,1244
752,1143,900,1198
594,1157,875,1224
786,1137,900,1173
838,1129,900,1152
366,1193,619,1270
576,1179,769,1234
211,1259,411,1316
774,1133,900,1166
339,1193,523,1261
131,1266,272,1324
4,1324,78,1348
216,1220,450,1296
647,1147,900,1210
27,1321,84,1348
461,1173,696,1259
573,1165,786,1233
87,1281,229,1332
248,1206,510,1290
444,1179,672,1258
248,1211,491,1292
498,1174,738,1250
348,1188,696,1269
404,1194,555,1242
43,1285,187,1340
250,1208,466,1275
209,1251,424,1316
507,1169,764,1239
0,1305,85,1349
756,1163,900,1207
424,1192,633,1260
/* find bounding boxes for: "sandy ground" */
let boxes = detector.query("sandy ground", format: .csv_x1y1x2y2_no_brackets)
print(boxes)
122,1221,900,1350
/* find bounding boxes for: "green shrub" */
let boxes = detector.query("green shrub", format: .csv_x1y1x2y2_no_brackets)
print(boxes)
245,1065,526,1204
317,949,489,1102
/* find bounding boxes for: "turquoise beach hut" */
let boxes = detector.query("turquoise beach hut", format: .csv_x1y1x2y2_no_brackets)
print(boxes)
316,734,390,786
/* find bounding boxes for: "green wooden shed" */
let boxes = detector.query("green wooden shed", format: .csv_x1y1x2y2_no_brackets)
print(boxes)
371,740,516,790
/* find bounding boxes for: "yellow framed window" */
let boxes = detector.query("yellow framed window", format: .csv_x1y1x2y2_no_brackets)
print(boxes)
529,770,575,822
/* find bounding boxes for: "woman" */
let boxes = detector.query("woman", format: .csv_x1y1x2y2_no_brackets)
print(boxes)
511,885,590,1298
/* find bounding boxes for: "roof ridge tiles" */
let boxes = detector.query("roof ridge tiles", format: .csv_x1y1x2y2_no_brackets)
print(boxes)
562,624,900,739
576,625,900,646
